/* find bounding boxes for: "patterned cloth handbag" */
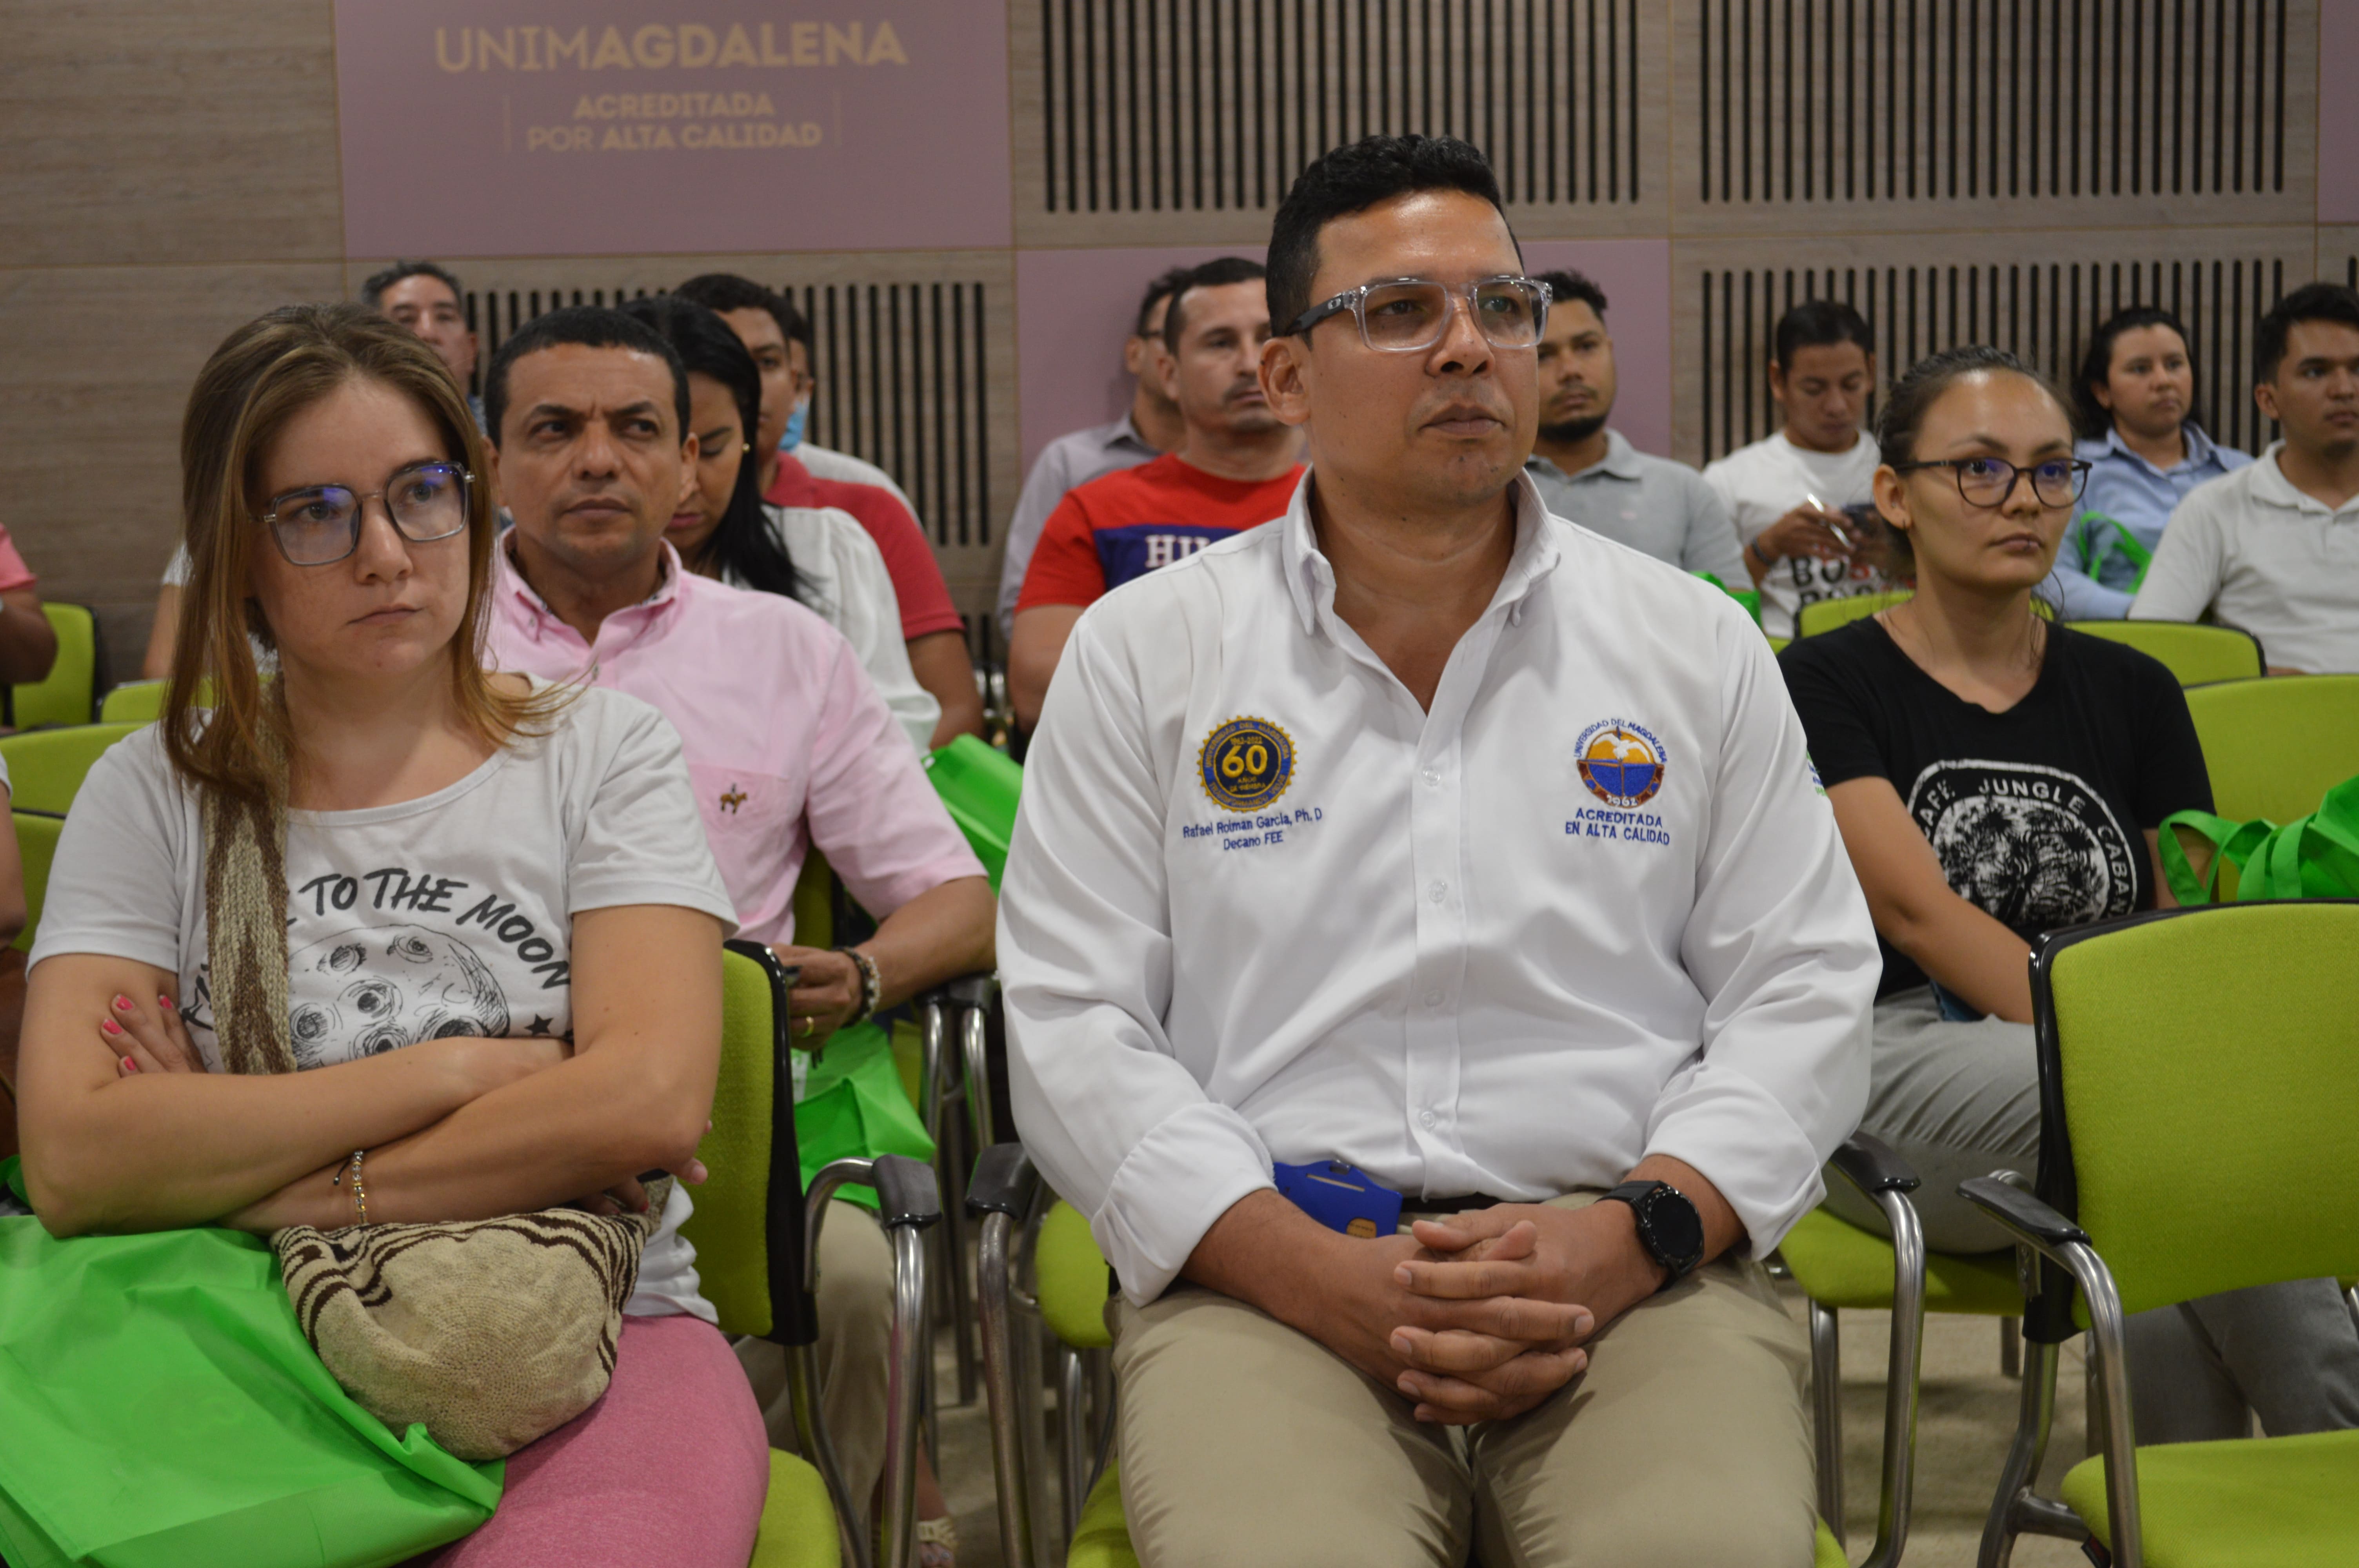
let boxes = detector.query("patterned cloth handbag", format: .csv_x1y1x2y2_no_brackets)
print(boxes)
205,730,661,1462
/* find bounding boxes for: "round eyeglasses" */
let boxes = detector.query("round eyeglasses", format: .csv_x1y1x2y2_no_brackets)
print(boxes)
256,461,473,566
1285,276,1552,353
1889,456,2093,510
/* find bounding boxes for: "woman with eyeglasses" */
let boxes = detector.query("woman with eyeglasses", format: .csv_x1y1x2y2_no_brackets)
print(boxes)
1780,345,2359,1443
2051,304,2252,620
12,304,771,1563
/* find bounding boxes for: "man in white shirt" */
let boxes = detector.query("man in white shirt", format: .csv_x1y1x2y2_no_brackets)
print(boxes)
2132,282,2359,673
1000,133,1877,1566
1522,268,1746,582
1701,301,1895,638
995,267,1192,639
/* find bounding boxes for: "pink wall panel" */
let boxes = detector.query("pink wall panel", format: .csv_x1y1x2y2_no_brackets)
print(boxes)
1016,237,1674,474
2323,0,2359,221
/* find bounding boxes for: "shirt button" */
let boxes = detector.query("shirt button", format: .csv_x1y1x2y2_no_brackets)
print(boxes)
1423,990,1445,1008
1421,768,1441,787
1419,1110,1438,1129
1427,880,1447,904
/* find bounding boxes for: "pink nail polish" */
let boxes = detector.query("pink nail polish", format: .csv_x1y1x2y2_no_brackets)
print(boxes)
158,995,176,1012
112,995,133,1012
120,1055,138,1073
102,1017,123,1035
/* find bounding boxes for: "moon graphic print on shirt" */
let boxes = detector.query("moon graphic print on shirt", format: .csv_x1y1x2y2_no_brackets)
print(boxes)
1904,759,2137,934
285,925,514,1067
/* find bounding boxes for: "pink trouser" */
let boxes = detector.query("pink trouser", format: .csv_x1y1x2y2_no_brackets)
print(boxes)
405,1312,771,1568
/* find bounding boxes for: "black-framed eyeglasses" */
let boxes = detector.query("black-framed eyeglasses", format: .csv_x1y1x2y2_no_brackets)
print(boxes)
1890,456,2092,510
256,461,473,566
1285,275,1552,352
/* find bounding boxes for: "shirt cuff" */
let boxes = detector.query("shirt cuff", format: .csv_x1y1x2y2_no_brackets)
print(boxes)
1092,1100,1275,1305
1641,1071,1840,1257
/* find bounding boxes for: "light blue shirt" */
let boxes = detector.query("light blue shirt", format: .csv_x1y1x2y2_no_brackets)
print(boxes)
2052,425,2251,619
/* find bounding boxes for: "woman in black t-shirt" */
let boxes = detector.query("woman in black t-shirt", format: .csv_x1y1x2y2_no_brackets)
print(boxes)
1782,345,2359,1444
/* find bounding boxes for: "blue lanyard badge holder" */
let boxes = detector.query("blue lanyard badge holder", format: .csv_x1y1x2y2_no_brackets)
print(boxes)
1272,1160,1405,1240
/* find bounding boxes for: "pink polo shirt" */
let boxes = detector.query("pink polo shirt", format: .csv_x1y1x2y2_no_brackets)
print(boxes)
484,543,983,946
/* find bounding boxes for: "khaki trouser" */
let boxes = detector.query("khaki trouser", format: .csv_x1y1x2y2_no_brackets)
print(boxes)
1110,1194,1816,1568
735,1198,895,1509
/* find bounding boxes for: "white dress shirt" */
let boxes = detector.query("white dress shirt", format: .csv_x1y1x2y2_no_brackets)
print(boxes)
1000,473,1878,1305
2130,442,2359,673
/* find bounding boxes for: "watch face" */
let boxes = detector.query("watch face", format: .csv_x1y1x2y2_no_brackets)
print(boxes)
1640,1186,1706,1270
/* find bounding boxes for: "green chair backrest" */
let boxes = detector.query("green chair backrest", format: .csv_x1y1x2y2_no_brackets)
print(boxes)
1038,1199,1116,1350
12,809,65,955
680,945,785,1339
2065,619,2265,686
2036,902,2359,1321
924,734,1022,891
0,722,142,816
1795,589,1914,638
2181,675,2359,826
9,604,100,729
98,680,167,724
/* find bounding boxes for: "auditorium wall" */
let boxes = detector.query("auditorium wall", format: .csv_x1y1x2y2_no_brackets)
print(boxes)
0,1,2341,671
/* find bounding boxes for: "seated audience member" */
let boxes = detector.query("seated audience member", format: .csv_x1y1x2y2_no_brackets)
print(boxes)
142,261,488,682
996,266,1190,639
1781,344,2359,1445
1523,268,1745,581
620,295,939,751
0,752,29,1161
677,273,984,748
2053,305,2251,620
0,518,58,686
2132,282,2359,672
1001,134,1878,1566
16,304,767,1564
1008,257,1305,731
475,305,994,1553
1703,300,1899,638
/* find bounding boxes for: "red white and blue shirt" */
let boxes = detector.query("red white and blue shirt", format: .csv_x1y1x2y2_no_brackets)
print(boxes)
1014,453,1304,615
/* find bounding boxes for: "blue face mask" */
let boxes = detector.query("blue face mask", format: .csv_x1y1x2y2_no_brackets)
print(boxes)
778,396,808,452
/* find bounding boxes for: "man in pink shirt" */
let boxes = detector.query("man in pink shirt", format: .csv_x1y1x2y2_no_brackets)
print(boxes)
478,304,992,1548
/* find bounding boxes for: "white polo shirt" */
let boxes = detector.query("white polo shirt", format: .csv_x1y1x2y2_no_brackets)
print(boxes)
2130,442,2359,673
1000,472,1877,1305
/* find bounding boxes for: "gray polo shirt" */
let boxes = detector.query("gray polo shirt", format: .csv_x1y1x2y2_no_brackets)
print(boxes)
1525,429,1747,584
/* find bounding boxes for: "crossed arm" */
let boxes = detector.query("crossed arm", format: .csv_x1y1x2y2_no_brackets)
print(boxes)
17,903,723,1237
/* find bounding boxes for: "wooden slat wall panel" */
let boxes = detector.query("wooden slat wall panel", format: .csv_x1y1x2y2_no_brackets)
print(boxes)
1676,230,2312,466
1014,0,1672,242
1675,0,2316,232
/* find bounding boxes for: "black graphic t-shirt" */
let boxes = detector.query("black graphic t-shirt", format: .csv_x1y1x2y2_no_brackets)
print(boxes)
1780,618,2212,996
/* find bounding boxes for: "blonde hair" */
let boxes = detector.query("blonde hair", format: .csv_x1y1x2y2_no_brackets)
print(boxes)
165,301,555,804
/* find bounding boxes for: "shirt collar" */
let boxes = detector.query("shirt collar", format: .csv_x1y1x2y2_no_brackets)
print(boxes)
1104,411,1157,457
2095,422,2224,476
496,535,684,649
1281,469,1563,636
2247,441,2359,517
1525,427,1641,485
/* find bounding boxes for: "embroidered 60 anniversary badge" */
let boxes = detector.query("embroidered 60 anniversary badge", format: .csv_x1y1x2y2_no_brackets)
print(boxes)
1198,716,1294,812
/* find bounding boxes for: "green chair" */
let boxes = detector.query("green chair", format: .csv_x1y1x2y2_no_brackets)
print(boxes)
10,810,64,955
1797,590,1915,639
969,1140,1924,1568
5,604,100,730
1961,901,2359,1568
688,940,945,1568
0,723,142,816
97,680,167,724
2063,620,2265,687
2181,675,2359,827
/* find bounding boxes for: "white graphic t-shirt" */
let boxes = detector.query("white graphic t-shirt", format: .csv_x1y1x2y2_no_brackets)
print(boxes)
1702,429,1893,637
30,685,741,1320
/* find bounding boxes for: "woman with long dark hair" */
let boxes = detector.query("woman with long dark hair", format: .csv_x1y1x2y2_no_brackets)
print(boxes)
620,295,940,751
2053,304,2252,619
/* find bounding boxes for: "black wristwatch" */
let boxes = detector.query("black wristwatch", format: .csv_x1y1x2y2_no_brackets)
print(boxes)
1601,1180,1706,1287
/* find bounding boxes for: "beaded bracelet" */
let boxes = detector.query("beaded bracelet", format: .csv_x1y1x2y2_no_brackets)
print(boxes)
329,1148,370,1226
836,946,882,1029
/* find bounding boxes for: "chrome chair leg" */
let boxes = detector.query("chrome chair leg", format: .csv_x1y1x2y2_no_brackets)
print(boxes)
2001,1314,2023,1377
1809,1298,1844,1538
1977,1334,2059,1568
1057,1341,1089,1546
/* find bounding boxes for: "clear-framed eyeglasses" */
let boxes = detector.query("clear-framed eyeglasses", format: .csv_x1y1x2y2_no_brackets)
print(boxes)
1889,455,2094,510
256,461,473,566
1285,275,1553,353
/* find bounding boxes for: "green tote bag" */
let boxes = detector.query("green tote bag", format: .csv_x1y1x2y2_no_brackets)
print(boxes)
0,1158,502,1568
2160,772,2359,906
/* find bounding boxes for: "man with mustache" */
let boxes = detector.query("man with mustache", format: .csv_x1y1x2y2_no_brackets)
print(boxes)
1006,256,1305,732
999,135,1876,1565
1523,269,1746,582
